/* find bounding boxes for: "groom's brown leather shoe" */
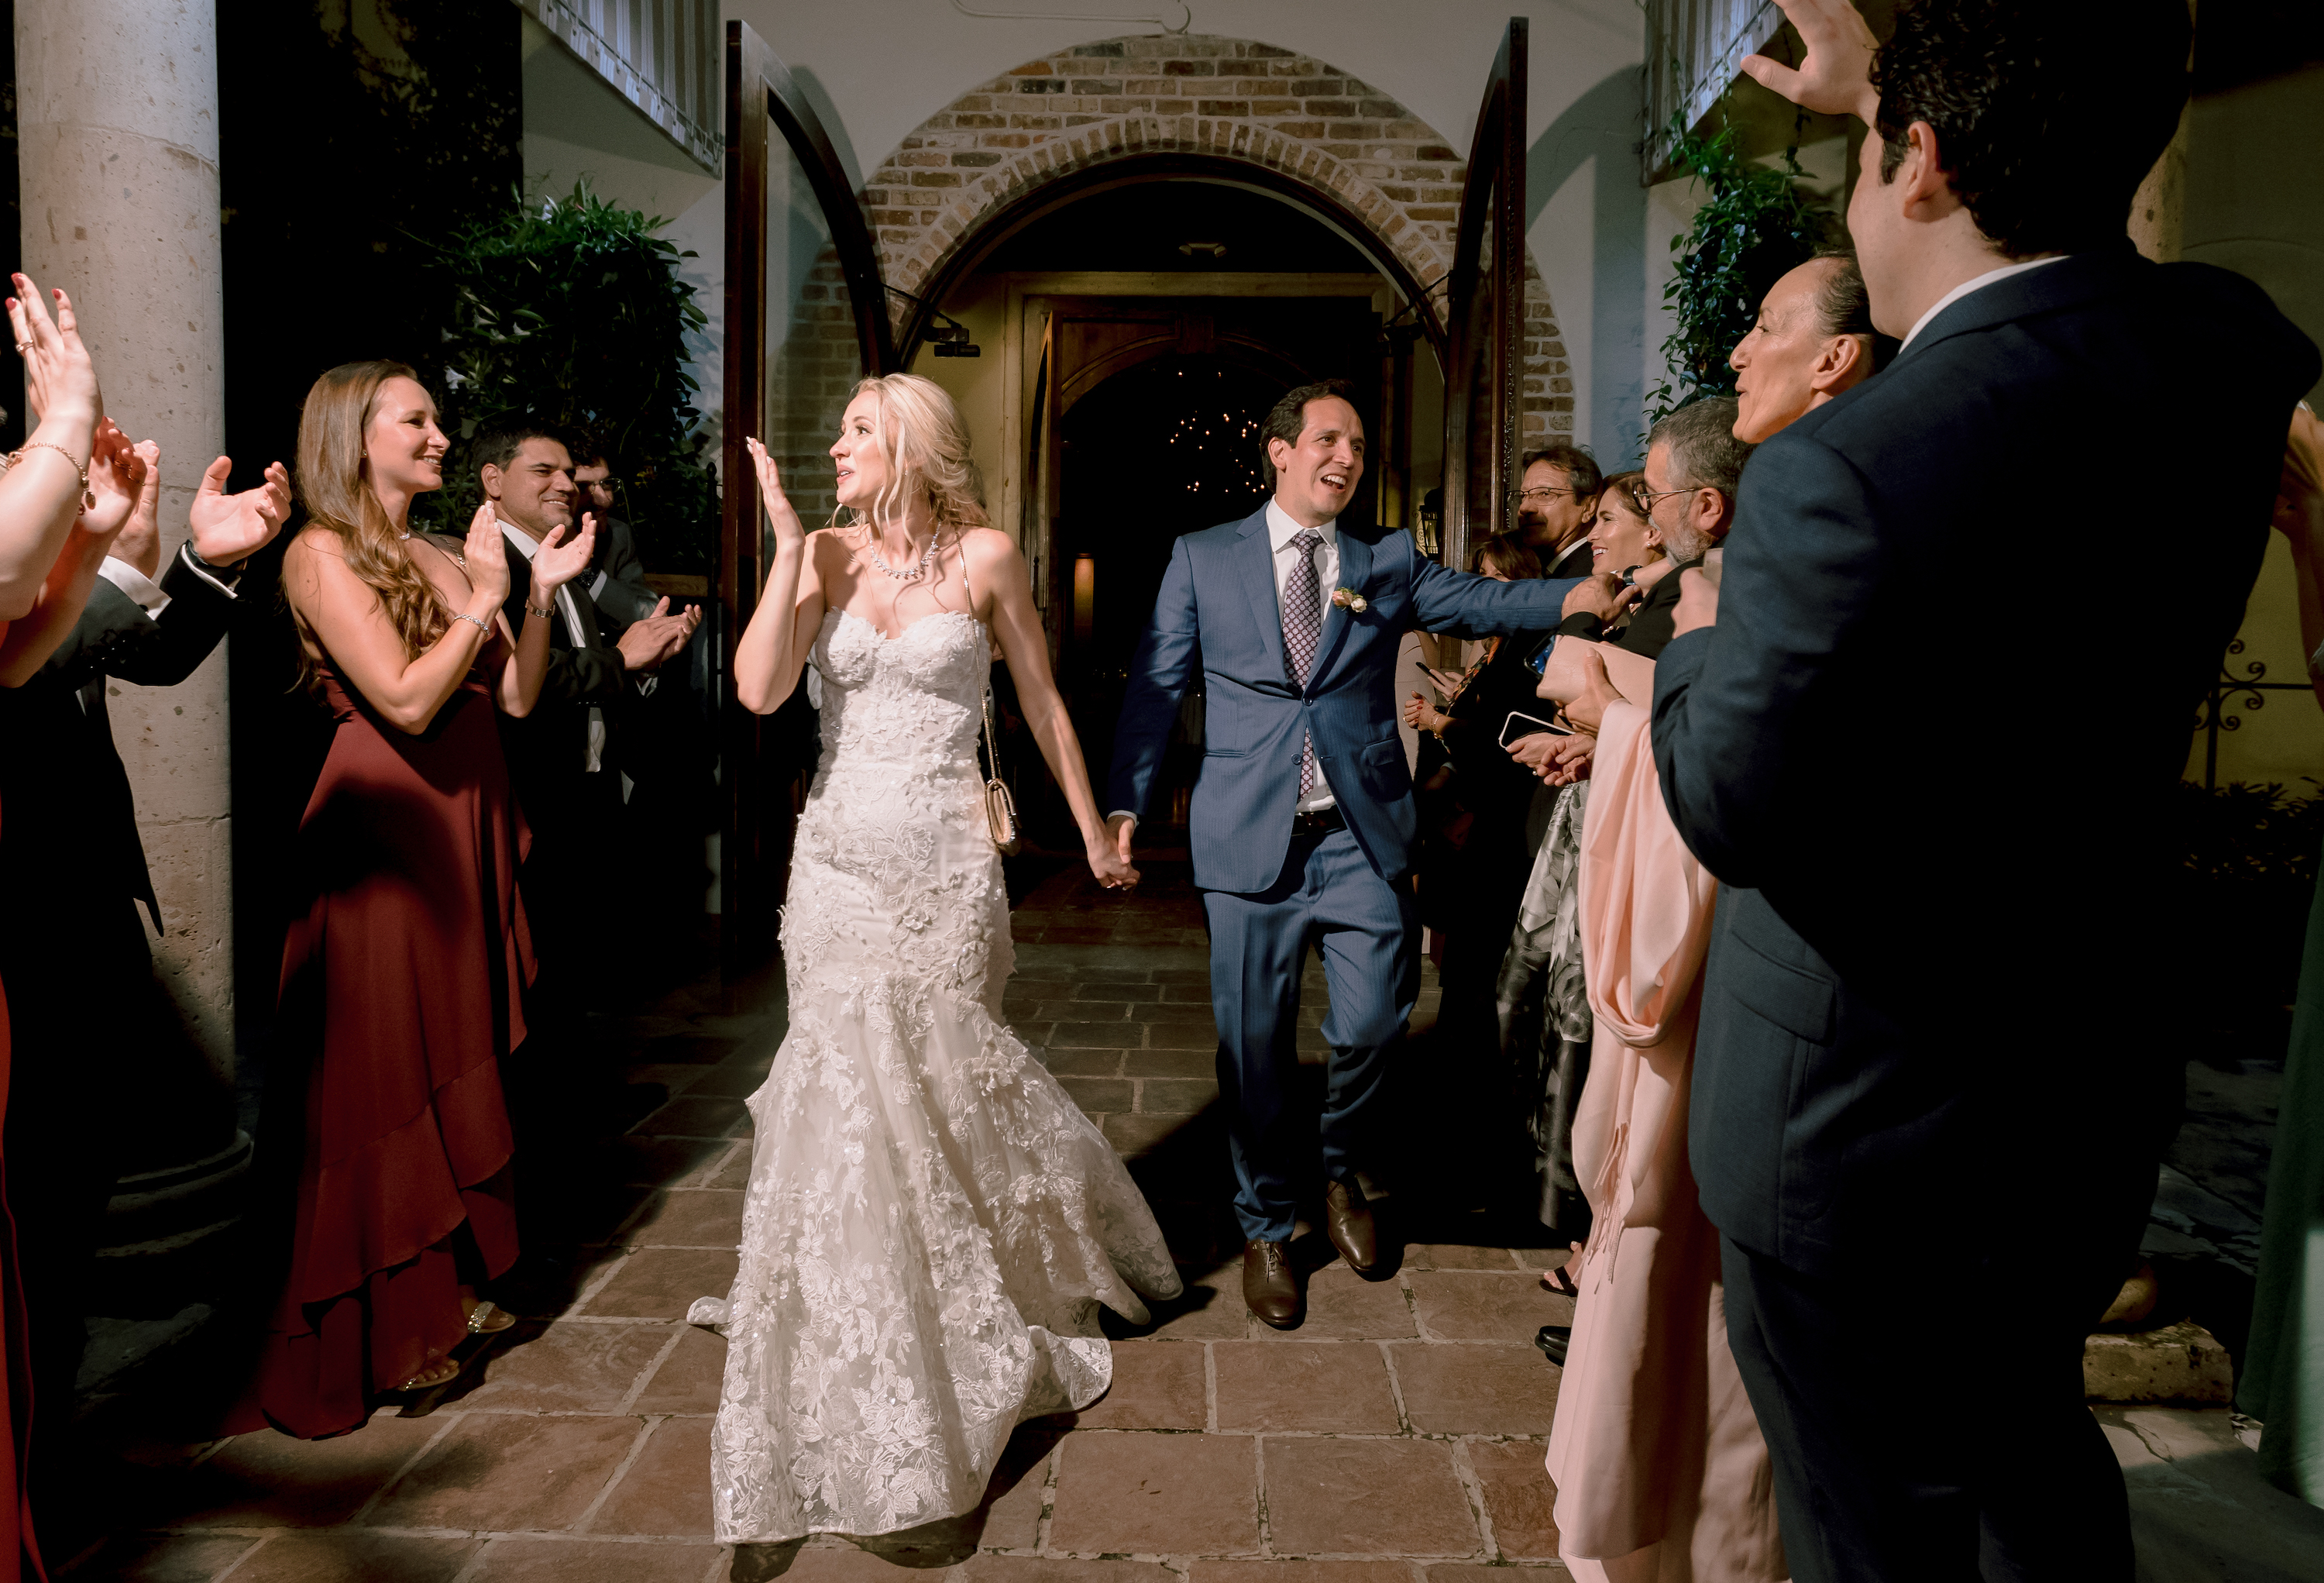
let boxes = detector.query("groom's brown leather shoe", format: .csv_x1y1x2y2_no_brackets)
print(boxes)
1243,1240,1303,1328
1324,1179,1380,1273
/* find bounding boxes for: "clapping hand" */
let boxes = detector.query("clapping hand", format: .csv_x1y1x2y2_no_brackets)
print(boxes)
1740,0,1880,122
113,439,164,578
189,456,292,568
530,511,597,594
7,272,101,424
746,437,806,552
79,418,146,544
616,594,702,673
1403,690,1449,735
462,501,512,604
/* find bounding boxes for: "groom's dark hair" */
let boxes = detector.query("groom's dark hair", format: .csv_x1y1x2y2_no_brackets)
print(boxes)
1872,0,2192,260
1260,378,1362,488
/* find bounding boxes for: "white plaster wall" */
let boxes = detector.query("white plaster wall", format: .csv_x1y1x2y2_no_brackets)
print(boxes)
724,0,1648,463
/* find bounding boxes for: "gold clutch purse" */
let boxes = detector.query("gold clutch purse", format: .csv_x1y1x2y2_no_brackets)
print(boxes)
978,680,1021,856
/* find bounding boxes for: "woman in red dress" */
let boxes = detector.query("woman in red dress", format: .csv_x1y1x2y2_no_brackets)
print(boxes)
230,361,593,1438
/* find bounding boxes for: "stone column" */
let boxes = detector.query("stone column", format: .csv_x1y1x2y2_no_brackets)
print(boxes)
15,2,242,1263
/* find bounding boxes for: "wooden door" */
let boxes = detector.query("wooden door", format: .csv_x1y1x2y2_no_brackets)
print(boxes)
720,21,898,975
1442,19,1528,575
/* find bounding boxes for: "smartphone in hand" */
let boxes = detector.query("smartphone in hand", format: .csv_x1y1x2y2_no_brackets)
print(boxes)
1498,710,1571,748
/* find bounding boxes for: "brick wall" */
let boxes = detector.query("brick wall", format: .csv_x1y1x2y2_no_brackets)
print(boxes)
855,33,1573,441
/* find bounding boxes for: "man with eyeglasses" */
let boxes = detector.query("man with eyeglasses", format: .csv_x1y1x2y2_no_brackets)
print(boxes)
1514,445,1603,579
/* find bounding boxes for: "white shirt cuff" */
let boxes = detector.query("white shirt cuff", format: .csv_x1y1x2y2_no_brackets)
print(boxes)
1107,810,1137,827
98,557,170,618
177,542,242,599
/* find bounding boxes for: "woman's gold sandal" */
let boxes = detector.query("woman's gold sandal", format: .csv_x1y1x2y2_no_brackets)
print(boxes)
392,1357,462,1393
465,1299,516,1335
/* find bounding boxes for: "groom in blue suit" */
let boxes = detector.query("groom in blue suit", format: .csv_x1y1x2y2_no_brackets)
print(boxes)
1107,380,1588,1325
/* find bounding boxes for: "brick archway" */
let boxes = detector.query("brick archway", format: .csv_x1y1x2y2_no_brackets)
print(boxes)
862,33,1573,440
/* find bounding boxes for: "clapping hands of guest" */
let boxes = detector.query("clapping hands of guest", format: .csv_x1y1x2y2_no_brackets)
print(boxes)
7,272,100,425
188,454,292,569
617,595,702,673
1403,690,1450,736
1740,0,1880,122
78,418,146,545
113,440,165,578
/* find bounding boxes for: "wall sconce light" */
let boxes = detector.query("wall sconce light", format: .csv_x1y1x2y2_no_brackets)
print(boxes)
1072,554,1095,642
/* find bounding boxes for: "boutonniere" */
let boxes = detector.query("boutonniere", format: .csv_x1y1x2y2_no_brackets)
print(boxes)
1330,586,1370,614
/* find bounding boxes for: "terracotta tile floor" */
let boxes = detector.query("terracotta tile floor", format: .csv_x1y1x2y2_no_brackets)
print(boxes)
73,862,1580,1582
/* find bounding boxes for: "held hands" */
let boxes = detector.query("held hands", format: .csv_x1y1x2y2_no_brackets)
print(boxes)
188,456,292,568
747,437,806,552
529,511,597,595
1739,0,1881,122
7,272,101,424
616,595,703,673
113,439,163,579
1102,813,1141,892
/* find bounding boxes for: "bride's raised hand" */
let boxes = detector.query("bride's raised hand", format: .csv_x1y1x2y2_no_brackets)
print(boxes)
747,437,806,553
530,511,597,593
1739,0,1880,123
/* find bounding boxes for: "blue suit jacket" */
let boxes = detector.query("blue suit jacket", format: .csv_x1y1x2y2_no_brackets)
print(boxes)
1651,243,2320,1275
1109,510,1578,892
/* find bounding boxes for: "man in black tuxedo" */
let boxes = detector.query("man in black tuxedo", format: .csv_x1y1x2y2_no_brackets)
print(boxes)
1514,445,1603,579
0,444,286,1531
1652,3,2321,1577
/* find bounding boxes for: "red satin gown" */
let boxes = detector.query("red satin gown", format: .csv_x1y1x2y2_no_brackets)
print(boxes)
229,659,534,1439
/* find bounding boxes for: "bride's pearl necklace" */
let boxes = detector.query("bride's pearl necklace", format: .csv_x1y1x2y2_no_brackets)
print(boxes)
864,532,938,582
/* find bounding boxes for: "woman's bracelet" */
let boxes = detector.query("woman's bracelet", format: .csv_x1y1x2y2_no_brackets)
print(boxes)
2,441,95,509
525,601,553,620
450,611,492,638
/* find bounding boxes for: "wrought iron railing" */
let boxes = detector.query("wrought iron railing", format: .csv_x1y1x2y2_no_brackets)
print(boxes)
1642,0,1786,173
2194,639,2313,790
514,0,721,172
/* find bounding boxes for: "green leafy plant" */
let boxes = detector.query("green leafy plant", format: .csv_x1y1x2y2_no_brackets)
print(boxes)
415,182,717,573
2174,778,2324,1037
1647,105,1837,425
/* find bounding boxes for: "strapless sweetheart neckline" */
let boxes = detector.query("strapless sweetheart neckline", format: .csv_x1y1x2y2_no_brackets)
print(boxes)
827,606,978,645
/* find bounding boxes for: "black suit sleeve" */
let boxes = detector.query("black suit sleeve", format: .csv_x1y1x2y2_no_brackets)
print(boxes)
1650,435,1880,891
496,539,629,706
26,549,239,696
591,518,661,628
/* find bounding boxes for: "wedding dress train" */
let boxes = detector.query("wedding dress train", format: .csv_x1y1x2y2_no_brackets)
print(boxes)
689,607,1181,1545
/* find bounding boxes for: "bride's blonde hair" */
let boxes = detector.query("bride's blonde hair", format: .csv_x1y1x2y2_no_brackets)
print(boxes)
835,373,990,539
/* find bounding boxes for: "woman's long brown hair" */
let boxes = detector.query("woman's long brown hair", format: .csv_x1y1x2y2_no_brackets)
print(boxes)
288,360,452,691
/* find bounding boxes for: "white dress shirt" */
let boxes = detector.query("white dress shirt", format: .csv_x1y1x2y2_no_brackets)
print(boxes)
96,541,242,621
1264,498,1340,814
1899,254,2070,350
502,521,607,773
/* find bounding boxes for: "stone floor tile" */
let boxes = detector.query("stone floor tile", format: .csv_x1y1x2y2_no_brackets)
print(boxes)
1052,1023,1138,1048
1408,1273,1573,1340
590,1415,714,1536
680,1056,774,1099
1070,1340,1207,1430
1042,1048,1127,1076
1079,981,1162,1002
466,1536,725,1581
1250,1267,1415,1341
1422,1567,1565,1583
1408,1245,1525,1272
1059,1077,1134,1114
634,1096,751,1138
460,1320,675,1414
1146,1021,1223,1051
956,1559,1179,1583
1212,1340,1398,1433
1263,1437,1481,1557
641,1034,744,1065
701,1145,753,1191
1466,1440,1559,1560
975,1421,1064,1550
624,1189,746,1249
634,1323,727,1414
225,1532,481,1582
1104,1113,1212,1156
1038,1001,1130,1022
82,1532,262,1581
365,1413,644,1530
1005,979,1077,1003
1108,1264,1250,1340
577,1247,741,1320
1047,1431,1259,1555
603,1136,731,1187
160,1409,449,1528
1122,1049,1219,1078
1136,1078,1219,1114
1193,1562,1420,1583
1391,1345,1562,1436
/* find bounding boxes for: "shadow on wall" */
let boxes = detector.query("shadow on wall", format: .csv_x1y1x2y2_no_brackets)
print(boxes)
1528,68,1648,470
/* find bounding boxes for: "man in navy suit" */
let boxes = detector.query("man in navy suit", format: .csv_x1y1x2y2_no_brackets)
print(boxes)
1653,2,2321,1576
1107,380,1591,1324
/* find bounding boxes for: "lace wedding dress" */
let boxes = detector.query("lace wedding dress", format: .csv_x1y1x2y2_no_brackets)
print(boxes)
688,607,1182,1544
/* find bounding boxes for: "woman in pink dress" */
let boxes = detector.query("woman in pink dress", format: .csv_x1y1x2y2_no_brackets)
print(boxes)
1541,645,1785,1583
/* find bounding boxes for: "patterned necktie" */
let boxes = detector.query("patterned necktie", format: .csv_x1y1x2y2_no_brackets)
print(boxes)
1281,528,1323,797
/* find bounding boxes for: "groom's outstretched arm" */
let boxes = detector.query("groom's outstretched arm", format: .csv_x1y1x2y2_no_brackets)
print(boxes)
1106,534,1202,821
1408,552,1580,638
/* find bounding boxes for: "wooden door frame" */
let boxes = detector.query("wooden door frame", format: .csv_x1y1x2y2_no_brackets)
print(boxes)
1442,17,1528,576
720,19,899,977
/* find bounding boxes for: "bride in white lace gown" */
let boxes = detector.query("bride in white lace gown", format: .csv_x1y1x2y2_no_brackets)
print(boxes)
690,373,1181,1545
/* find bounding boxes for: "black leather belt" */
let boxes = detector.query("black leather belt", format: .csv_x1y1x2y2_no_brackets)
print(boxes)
1292,805,1346,836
